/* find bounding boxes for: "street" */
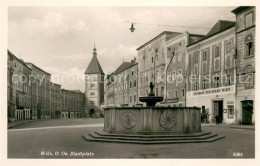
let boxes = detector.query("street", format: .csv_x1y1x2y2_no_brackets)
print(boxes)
8,119,255,158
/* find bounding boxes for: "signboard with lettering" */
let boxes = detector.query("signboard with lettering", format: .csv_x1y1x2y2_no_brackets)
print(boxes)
187,85,235,97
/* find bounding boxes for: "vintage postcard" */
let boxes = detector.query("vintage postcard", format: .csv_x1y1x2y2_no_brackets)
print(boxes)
0,0,259,166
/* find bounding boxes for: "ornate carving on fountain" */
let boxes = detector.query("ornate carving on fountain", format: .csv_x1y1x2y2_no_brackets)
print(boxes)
159,110,177,130
121,113,136,129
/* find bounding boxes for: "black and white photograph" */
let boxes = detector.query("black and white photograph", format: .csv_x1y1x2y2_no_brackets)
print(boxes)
0,0,259,165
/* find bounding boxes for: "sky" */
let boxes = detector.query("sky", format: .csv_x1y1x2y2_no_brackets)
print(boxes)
8,6,236,92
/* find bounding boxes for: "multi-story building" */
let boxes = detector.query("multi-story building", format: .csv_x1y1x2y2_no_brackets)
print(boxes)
105,59,138,107
7,50,32,121
84,46,105,118
61,89,85,118
26,62,51,119
50,83,62,118
232,6,255,125
165,32,204,107
137,31,181,105
7,50,16,122
186,20,236,124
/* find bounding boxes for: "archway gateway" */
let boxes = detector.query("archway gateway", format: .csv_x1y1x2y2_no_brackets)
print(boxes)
89,109,95,118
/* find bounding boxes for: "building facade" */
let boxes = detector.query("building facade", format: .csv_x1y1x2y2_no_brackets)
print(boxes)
8,50,32,121
137,31,181,105
232,6,255,124
61,89,85,118
26,62,51,119
50,83,62,118
105,59,138,107
165,32,204,107
186,20,236,124
84,46,105,118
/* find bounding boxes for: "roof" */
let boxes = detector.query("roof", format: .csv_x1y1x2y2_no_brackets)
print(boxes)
25,62,51,75
188,20,235,47
8,50,31,70
61,89,84,94
70,90,83,94
206,20,235,37
85,47,104,75
231,6,253,14
136,31,181,51
114,62,137,75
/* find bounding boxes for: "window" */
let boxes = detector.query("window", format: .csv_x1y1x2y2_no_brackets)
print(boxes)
246,42,253,56
133,80,137,87
134,95,136,102
202,51,207,61
182,89,185,96
226,41,231,53
202,80,207,89
214,76,220,88
226,75,231,86
175,91,178,97
130,96,132,103
215,46,220,58
228,105,234,118
152,57,154,63
194,82,198,90
194,53,198,63
245,12,253,28
132,71,134,76
130,81,132,88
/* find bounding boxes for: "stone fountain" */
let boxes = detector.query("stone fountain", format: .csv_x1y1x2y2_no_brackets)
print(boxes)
83,82,224,144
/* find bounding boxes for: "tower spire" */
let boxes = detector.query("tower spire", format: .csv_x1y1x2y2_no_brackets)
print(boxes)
93,44,97,57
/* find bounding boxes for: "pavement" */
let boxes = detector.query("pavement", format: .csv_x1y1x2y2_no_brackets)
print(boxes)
7,118,255,159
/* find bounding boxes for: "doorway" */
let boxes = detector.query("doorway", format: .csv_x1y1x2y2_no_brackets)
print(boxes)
89,109,95,118
213,100,223,123
241,100,253,125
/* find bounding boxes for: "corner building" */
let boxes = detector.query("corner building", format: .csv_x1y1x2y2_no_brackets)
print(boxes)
186,20,237,124
232,7,255,125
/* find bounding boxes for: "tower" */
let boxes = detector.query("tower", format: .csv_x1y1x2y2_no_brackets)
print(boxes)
84,45,105,118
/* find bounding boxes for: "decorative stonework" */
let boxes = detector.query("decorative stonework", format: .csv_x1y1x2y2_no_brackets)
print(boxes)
160,110,177,130
121,113,136,129
192,111,197,128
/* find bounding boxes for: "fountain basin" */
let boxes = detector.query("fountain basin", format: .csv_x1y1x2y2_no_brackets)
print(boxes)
139,96,163,107
103,107,201,134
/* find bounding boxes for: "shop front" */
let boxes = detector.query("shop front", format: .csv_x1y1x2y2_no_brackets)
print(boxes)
187,85,236,124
